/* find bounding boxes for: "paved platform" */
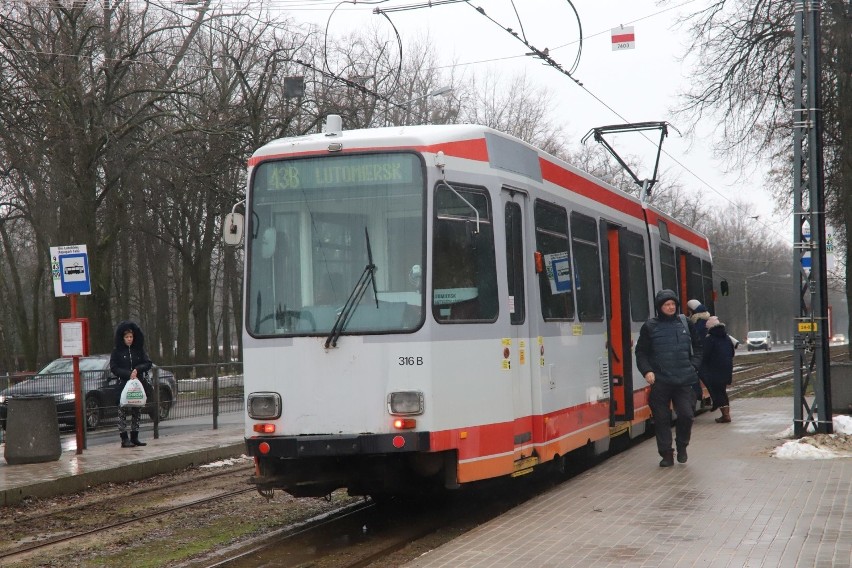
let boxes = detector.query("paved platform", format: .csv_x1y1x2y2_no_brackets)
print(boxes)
0,421,245,506
405,397,851,568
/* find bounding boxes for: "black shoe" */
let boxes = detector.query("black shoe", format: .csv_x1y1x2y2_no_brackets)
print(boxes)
130,433,147,447
659,450,674,467
677,448,688,463
121,439,134,448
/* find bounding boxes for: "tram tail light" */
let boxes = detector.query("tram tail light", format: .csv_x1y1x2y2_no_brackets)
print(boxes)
393,418,416,430
253,423,276,434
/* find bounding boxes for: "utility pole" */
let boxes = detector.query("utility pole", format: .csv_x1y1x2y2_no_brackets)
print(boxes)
792,0,833,436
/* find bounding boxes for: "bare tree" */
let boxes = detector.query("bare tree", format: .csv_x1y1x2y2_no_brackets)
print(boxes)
458,69,570,156
669,0,852,338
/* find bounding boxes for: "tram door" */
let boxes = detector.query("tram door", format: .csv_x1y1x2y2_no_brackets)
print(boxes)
503,189,533,457
603,223,634,423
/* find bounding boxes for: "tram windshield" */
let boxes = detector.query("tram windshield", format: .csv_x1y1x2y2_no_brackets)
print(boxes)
246,152,425,337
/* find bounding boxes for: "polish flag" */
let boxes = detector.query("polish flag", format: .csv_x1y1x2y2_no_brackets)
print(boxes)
611,26,636,51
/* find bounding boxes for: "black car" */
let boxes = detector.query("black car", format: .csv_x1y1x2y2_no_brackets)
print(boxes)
0,354,177,430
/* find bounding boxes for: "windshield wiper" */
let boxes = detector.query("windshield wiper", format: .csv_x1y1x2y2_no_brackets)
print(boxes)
325,227,379,348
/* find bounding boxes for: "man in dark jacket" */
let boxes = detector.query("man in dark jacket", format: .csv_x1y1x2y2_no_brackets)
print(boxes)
110,320,152,448
635,290,700,467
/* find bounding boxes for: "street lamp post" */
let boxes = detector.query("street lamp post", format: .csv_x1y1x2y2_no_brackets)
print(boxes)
386,86,453,126
744,271,769,332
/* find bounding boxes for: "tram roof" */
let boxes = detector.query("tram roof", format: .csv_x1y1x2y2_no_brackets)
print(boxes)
253,122,513,158
250,120,710,254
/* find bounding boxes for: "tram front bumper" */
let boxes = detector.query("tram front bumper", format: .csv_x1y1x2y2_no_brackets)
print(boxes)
245,431,431,458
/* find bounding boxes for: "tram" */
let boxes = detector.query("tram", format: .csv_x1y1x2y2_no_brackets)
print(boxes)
224,116,714,497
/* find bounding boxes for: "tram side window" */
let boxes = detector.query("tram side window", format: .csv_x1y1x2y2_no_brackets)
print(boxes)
659,243,677,292
432,184,499,322
534,200,574,320
702,260,714,314
570,212,604,321
686,253,703,303
505,202,525,325
625,231,650,322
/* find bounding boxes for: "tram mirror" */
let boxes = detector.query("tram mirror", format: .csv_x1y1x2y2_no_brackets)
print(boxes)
223,212,244,246
466,220,478,249
261,227,277,258
720,279,729,296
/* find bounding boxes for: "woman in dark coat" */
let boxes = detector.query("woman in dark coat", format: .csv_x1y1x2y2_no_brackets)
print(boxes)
109,320,152,447
699,316,735,423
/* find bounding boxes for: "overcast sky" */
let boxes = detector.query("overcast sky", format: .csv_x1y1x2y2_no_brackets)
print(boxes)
277,0,792,242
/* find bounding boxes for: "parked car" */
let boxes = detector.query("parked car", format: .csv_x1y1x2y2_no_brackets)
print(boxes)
0,354,177,430
746,330,772,351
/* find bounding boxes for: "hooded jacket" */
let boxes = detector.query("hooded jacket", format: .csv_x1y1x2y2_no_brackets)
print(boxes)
634,289,700,386
687,301,711,342
109,321,153,395
699,320,735,385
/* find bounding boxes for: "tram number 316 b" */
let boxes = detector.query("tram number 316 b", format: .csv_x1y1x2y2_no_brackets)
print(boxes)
398,356,424,366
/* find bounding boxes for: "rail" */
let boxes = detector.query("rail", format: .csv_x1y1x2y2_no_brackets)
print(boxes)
0,362,244,433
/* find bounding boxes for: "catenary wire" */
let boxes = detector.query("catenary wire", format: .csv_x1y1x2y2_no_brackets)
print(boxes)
1,0,787,241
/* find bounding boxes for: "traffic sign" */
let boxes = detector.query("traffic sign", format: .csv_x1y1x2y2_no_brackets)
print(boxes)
800,251,811,273
50,245,92,297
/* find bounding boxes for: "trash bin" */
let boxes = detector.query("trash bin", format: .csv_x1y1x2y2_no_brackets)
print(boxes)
4,396,62,465
830,362,852,414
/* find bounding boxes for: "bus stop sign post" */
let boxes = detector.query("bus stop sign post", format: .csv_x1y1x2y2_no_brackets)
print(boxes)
52,244,92,454
60,310,89,454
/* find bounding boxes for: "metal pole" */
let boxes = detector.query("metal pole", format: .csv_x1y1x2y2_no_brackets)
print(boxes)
792,0,832,436
70,294,86,454
745,279,750,333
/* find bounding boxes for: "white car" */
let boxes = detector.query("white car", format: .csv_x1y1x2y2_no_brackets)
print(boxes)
746,330,772,351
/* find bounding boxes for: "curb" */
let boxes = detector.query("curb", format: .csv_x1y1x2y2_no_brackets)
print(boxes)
0,442,246,506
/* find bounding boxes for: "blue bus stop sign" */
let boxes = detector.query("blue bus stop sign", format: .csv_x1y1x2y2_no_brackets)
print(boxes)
59,252,91,294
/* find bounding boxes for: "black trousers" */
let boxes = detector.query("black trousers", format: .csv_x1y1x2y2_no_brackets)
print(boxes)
649,382,696,455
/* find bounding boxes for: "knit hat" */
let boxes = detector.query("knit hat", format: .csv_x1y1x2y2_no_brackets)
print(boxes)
687,299,701,311
706,316,722,329
654,289,679,312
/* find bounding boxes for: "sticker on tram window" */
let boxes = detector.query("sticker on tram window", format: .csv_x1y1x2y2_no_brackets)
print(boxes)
544,252,572,294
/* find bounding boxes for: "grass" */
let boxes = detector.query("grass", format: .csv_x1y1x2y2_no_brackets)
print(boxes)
741,381,814,399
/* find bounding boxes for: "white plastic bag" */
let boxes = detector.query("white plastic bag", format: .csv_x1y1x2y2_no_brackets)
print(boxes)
120,378,147,407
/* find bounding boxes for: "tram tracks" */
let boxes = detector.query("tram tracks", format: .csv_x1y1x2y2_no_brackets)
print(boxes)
0,466,257,564
728,350,848,399
192,478,565,568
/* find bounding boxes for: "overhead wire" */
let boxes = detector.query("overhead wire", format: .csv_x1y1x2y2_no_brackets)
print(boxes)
1,0,790,241
321,0,404,99
447,0,786,242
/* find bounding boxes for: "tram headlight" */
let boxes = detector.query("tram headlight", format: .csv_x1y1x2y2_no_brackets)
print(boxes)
247,392,281,420
387,391,423,416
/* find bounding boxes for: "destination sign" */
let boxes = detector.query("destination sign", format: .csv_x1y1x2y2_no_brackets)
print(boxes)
256,154,418,191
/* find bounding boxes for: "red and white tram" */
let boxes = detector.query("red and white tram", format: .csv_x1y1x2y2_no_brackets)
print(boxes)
226,116,714,497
